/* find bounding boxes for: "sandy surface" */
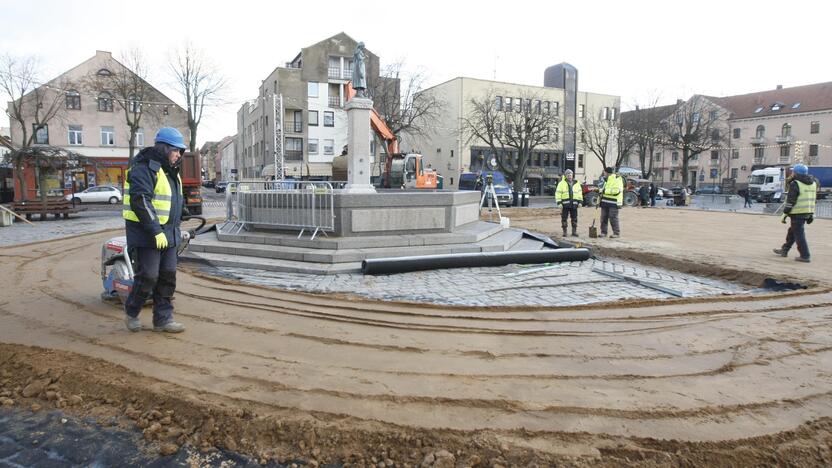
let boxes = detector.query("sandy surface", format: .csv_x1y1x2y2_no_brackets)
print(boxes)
1,209,832,466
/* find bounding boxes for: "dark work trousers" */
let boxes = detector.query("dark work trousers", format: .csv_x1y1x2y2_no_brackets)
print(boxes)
782,216,810,259
744,196,752,208
650,196,656,207
561,205,578,230
124,247,178,327
600,204,620,235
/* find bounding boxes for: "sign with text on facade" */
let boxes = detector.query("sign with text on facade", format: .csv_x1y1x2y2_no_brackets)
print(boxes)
566,152,575,161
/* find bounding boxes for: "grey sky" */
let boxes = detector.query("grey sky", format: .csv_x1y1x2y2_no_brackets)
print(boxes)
2,0,830,145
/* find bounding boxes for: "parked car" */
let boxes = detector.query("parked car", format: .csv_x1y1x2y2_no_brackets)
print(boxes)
65,186,122,205
215,181,228,193
694,184,722,195
202,179,215,188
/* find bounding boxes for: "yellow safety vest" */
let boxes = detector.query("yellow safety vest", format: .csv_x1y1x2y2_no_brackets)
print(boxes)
790,180,817,215
601,174,624,206
555,179,583,206
122,167,180,224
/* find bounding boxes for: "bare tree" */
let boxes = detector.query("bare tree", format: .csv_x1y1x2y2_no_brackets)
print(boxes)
85,48,158,163
372,60,443,139
658,96,730,188
620,97,669,179
0,53,65,201
169,41,226,152
464,90,560,192
581,112,636,171
2,146,90,204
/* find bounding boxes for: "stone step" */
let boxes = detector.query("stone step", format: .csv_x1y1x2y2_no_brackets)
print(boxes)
214,220,504,250
182,251,363,275
477,229,525,252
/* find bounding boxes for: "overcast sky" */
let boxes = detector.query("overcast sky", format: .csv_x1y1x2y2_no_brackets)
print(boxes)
2,0,831,145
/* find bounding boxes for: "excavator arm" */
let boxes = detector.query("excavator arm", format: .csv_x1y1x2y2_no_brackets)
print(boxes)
345,82,399,155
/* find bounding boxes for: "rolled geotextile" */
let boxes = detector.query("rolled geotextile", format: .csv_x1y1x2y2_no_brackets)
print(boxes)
361,248,591,275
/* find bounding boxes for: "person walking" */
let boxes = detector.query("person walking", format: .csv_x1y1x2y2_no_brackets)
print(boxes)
773,164,817,263
555,169,583,237
649,183,658,207
742,188,753,208
599,167,624,238
123,127,188,333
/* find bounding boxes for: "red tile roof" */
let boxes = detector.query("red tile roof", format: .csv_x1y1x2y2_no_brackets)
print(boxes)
707,82,832,120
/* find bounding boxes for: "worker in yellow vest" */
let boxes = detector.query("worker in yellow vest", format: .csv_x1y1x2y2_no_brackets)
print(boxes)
599,166,624,238
773,164,817,263
555,169,583,237
123,128,188,333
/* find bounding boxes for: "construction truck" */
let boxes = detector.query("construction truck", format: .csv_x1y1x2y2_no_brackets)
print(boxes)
180,151,203,215
331,83,439,189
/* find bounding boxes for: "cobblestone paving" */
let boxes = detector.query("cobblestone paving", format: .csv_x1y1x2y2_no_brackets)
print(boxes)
214,257,746,307
0,206,226,248
0,408,301,467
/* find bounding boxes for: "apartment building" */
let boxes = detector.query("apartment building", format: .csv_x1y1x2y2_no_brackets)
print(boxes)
0,127,12,202
236,32,380,179
5,51,188,200
219,135,236,182
627,82,832,189
404,64,620,194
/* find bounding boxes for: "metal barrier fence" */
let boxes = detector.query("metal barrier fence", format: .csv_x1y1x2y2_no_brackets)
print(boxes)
224,180,335,240
816,200,832,219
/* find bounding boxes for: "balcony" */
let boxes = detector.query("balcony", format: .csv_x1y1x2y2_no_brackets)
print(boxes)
284,122,303,133
285,150,303,161
776,135,793,144
328,96,342,108
327,67,352,80
750,136,766,145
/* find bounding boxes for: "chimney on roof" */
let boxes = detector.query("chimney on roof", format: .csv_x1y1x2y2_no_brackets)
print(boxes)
635,105,640,111
676,99,683,105
776,84,783,90
96,50,112,58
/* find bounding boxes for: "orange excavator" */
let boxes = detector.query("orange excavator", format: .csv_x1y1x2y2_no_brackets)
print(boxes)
331,83,438,189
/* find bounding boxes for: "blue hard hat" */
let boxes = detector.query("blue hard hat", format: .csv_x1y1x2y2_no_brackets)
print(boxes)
154,127,187,150
792,163,808,175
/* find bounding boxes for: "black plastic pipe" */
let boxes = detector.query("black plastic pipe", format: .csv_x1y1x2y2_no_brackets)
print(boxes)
361,248,591,275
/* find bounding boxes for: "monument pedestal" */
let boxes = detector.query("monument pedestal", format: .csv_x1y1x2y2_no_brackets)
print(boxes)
343,97,376,194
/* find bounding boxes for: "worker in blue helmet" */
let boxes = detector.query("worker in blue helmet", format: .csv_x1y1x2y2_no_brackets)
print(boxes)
773,163,817,263
122,127,189,332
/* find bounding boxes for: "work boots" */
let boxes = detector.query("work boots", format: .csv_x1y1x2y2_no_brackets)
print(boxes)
562,227,568,237
773,248,788,257
153,320,185,333
571,227,578,237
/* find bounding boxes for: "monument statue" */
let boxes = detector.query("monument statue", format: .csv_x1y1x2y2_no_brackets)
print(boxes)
352,42,367,97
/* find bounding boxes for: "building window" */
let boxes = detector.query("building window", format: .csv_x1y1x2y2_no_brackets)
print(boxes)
308,138,318,155
809,144,819,157
534,100,541,113
611,107,618,120
128,94,141,113
67,125,82,145
577,154,583,169
65,90,81,110
578,104,585,118
135,128,144,147
731,168,739,179
323,139,334,155
811,121,820,134
710,150,719,161
100,126,115,146
308,82,319,98
97,92,113,112
672,151,679,162
711,129,720,142
732,149,739,159
504,97,512,112
654,152,661,162
163,106,169,116
692,112,700,123
781,123,791,137
543,101,550,114
754,146,765,163
756,125,765,138
33,124,49,144
733,128,740,139
779,144,790,161
771,102,783,111
708,110,717,120
308,110,319,126
670,169,677,180
324,111,334,127
601,107,609,120
495,96,503,110
580,130,586,143
553,126,559,142
553,101,559,116
515,98,522,113
524,99,531,112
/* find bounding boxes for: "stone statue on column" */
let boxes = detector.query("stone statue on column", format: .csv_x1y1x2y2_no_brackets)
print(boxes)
352,42,367,98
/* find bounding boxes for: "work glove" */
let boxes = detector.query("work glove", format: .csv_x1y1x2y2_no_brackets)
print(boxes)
807,215,814,224
781,214,788,224
154,232,169,250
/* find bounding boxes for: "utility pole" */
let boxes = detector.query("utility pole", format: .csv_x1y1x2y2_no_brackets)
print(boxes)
272,93,284,180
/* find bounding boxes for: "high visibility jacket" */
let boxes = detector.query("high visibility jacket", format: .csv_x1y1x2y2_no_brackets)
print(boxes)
123,167,181,225
555,179,583,207
601,173,624,207
790,180,817,215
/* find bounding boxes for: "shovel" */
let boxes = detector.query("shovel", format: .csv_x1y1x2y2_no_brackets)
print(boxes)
589,204,599,238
